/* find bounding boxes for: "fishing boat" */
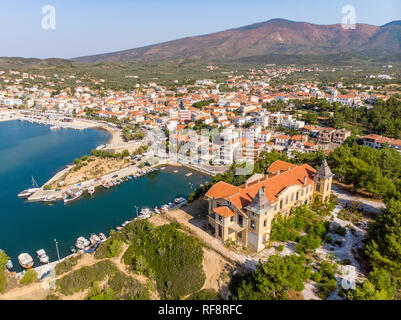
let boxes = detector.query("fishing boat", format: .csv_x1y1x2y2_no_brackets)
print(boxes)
99,233,107,242
175,197,187,204
6,260,13,270
36,249,50,264
64,189,83,204
88,186,95,196
75,237,90,250
18,253,34,269
42,195,57,203
18,176,40,198
185,173,193,177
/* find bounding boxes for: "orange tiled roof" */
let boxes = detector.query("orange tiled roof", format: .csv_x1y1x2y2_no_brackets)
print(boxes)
214,206,235,218
227,164,316,210
205,181,240,199
267,160,297,174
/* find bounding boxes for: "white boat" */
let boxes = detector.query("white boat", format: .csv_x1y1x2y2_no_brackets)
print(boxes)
154,208,161,214
6,260,13,270
64,189,83,204
185,173,193,177
89,233,101,245
18,177,40,198
42,195,57,203
18,188,39,198
75,237,90,250
36,249,50,264
88,186,95,196
161,204,169,212
99,233,107,242
18,253,34,269
174,197,187,204
122,221,130,227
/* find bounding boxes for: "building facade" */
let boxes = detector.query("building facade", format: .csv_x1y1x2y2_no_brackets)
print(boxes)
205,160,334,252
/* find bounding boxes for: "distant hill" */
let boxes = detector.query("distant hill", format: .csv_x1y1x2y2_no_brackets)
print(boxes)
73,18,401,63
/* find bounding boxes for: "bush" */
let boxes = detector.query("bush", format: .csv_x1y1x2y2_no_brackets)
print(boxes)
230,254,311,300
187,289,220,300
107,270,150,300
20,269,38,285
56,260,117,295
277,244,284,252
0,271,8,293
107,239,123,258
55,254,82,275
295,235,322,254
334,226,347,237
0,250,10,271
122,220,205,299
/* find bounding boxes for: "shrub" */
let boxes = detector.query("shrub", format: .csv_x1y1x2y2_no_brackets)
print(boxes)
55,254,82,275
20,269,38,285
0,271,8,293
277,244,284,252
187,289,220,300
230,254,311,300
107,270,150,300
56,260,117,295
107,239,123,258
295,235,322,254
334,226,347,237
122,220,205,299
0,250,10,271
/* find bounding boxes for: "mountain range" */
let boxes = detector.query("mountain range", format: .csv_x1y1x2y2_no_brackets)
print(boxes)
73,19,401,63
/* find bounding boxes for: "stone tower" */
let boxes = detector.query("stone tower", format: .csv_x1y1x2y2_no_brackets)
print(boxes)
314,160,334,203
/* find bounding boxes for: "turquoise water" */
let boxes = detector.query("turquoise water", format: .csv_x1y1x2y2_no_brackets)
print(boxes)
0,121,211,270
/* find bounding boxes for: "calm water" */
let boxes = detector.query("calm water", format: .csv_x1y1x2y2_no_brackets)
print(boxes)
0,121,211,270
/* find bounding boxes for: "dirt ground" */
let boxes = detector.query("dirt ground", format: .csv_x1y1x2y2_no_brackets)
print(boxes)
52,157,130,187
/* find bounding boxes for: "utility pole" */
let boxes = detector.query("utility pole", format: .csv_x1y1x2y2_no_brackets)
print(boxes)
54,239,60,262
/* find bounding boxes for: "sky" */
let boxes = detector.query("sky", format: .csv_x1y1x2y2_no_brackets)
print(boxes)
0,0,399,59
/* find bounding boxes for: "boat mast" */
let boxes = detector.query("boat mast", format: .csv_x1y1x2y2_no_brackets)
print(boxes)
32,176,39,188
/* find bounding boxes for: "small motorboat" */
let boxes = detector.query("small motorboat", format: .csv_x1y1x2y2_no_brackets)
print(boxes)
99,233,107,242
18,253,34,269
88,186,95,196
89,233,101,246
36,249,50,264
6,260,13,270
69,246,77,253
174,197,187,204
18,188,39,199
185,173,193,177
75,237,90,250
64,189,83,204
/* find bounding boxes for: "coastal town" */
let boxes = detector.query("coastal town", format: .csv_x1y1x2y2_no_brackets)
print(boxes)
0,58,400,302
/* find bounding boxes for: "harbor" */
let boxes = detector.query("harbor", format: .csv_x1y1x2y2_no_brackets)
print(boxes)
0,120,211,272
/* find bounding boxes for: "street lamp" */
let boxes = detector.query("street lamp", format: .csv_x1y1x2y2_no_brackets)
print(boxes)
54,239,60,262
134,205,140,217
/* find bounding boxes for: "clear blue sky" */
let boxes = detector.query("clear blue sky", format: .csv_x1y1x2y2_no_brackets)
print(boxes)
0,0,399,59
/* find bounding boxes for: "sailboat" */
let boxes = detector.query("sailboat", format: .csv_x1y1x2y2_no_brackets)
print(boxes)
18,176,40,198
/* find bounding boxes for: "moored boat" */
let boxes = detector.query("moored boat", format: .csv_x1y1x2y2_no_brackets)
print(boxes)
75,237,90,250
18,253,34,269
36,249,50,264
99,233,107,242
6,260,13,270
88,186,95,196
89,233,101,246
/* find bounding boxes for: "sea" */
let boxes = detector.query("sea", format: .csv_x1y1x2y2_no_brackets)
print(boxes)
0,120,211,270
